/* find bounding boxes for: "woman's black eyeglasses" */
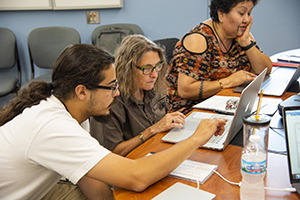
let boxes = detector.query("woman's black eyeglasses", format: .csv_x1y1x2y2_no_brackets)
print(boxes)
136,61,164,75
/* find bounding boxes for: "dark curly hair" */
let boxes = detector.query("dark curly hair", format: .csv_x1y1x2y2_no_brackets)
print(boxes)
210,0,260,23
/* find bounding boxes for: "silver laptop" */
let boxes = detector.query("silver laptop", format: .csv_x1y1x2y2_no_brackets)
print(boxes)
283,106,300,195
234,65,300,97
162,68,267,151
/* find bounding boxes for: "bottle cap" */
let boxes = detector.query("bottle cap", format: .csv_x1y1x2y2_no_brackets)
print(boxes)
243,114,271,126
249,135,260,143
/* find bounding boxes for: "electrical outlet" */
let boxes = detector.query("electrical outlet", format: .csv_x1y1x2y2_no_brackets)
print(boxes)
86,11,100,24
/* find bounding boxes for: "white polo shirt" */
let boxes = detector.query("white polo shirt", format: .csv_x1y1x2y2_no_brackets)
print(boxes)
0,95,111,200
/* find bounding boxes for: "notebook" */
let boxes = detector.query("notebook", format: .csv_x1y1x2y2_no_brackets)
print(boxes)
162,68,267,151
152,182,215,200
282,106,300,195
193,95,282,116
233,65,300,97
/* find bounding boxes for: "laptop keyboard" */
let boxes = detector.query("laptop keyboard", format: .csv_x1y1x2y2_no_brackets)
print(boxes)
207,116,233,144
261,78,288,93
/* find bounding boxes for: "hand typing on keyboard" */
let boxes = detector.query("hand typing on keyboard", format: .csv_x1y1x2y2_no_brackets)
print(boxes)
192,118,228,147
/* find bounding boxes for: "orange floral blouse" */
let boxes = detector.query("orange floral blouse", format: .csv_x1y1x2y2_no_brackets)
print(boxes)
166,23,260,114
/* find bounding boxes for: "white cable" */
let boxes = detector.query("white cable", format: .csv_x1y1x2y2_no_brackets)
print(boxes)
212,169,240,186
264,187,296,192
211,169,296,192
192,165,296,192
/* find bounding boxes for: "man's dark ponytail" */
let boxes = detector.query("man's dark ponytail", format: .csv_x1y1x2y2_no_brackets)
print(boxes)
0,81,52,126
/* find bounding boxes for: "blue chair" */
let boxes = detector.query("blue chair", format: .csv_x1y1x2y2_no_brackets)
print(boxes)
0,28,21,97
25,26,80,86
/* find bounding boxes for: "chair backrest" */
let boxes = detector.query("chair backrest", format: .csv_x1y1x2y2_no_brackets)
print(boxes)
28,26,80,79
0,28,17,69
154,38,179,64
91,23,143,54
0,28,21,90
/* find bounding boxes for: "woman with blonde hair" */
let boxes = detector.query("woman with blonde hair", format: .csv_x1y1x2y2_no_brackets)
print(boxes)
90,35,186,156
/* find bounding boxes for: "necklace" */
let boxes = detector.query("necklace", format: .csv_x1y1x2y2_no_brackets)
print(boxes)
212,22,229,52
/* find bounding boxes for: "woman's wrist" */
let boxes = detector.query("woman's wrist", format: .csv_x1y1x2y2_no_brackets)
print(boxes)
241,41,256,51
147,126,158,137
138,132,145,143
217,79,223,90
238,39,251,47
219,77,231,89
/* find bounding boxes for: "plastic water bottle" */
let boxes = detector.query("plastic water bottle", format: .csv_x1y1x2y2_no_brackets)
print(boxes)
240,135,266,200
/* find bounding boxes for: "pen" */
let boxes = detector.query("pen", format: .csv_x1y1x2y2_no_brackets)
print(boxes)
252,89,264,135
255,89,264,120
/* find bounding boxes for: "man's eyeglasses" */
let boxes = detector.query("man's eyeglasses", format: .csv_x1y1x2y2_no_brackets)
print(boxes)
92,80,119,95
136,61,164,75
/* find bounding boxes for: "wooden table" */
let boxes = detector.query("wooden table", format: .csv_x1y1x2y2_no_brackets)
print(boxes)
113,89,300,200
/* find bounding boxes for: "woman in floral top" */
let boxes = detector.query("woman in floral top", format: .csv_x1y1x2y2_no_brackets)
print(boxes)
166,0,272,114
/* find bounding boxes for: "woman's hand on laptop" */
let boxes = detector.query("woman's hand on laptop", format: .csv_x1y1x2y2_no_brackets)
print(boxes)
193,118,228,146
150,111,186,135
221,70,256,88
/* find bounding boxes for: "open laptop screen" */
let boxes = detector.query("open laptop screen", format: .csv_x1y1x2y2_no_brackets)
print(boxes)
283,107,300,182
